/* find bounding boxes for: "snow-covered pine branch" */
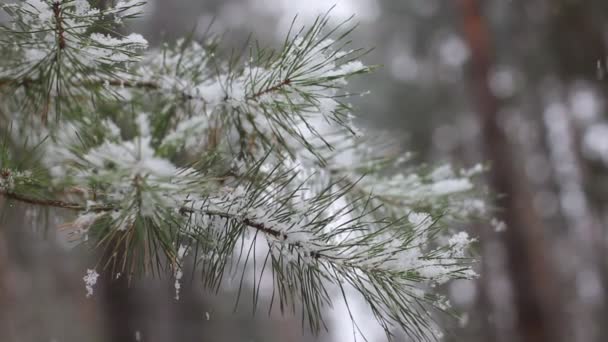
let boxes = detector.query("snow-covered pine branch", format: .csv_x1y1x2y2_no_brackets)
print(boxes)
0,1,485,340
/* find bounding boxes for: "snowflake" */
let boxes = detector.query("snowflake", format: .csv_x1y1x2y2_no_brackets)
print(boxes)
83,269,100,298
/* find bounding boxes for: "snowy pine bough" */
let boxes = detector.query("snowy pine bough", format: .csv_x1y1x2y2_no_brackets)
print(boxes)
0,1,485,340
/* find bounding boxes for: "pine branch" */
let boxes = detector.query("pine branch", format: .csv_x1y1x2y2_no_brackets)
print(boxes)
0,77,191,97
52,1,66,50
0,1,483,339
1,190,78,209
247,78,292,100
0,188,325,257
0,189,285,241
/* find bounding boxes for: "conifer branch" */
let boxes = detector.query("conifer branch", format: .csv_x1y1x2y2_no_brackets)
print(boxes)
0,189,323,257
0,1,484,339
247,78,292,100
0,189,286,239
52,1,66,50
0,190,86,210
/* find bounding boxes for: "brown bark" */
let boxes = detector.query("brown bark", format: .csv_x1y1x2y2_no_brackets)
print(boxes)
457,1,563,341
0,224,16,341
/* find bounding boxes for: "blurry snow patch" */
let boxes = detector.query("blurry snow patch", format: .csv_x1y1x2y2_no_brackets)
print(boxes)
390,46,419,82
583,123,608,164
431,178,473,196
569,87,600,123
489,65,518,99
251,0,379,35
577,269,603,304
491,218,506,232
438,34,469,67
449,279,477,306
391,53,419,82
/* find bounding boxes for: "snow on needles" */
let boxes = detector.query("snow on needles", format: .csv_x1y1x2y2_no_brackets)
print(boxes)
1,0,147,78
0,2,484,339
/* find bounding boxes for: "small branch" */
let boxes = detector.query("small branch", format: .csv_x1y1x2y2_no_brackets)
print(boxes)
0,77,202,101
0,77,158,91
102,79,161,91
180,207,286,239
188,208,324,258
1,190,87,210
0,76,292,103
52,2,66,50
0,190,282,238
247,78,291,100
180,208,327,259
0,189,324,258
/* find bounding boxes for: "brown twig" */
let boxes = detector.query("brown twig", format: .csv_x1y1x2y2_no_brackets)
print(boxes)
0,190,283,237
247,78,291,100
179,207,286,239
52,2,66,50
0,190,88,210
0,76,204,102
0,189,324,258
0,75,293,104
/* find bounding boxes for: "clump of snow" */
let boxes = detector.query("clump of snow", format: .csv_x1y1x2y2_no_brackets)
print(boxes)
0,169,15,191
430,178,473,196
73,123,193,219
448,232,474,258
174,244,189,300
174,269,184,300
0,168,32,192
491,218,506,232
408,212,432,227
66,212,103,242
90,33,148,49
115,0,144,18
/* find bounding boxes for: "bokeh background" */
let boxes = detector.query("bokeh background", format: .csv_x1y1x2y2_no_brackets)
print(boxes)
2,0,608,341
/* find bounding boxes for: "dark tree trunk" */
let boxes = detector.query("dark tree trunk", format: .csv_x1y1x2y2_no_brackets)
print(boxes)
457,1,563,341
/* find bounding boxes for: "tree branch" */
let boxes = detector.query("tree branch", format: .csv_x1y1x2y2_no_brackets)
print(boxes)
1,190,90,210
0,189,328,258
178,207,286,239
247,78,291,100
52,1,66,50
0,190,293,243
0,77,202,101
0,76,293,103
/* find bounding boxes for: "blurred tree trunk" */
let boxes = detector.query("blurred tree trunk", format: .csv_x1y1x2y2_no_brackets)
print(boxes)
100,271,139,342
548,2,608,341
457,1,563,341
0,217,16,342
